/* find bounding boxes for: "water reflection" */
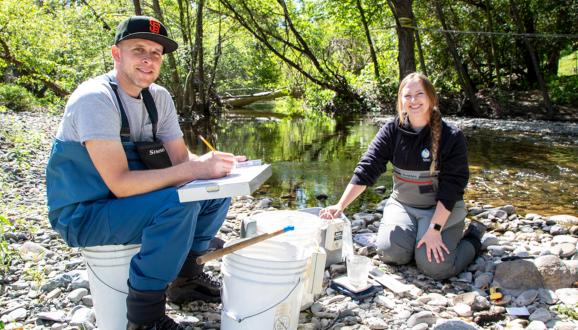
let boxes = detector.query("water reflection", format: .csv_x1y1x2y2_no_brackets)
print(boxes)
182,108,578,216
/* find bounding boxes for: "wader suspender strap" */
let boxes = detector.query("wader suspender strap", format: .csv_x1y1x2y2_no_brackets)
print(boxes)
107,76,159,142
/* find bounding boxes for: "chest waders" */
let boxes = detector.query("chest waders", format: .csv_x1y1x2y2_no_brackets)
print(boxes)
46,77,230,296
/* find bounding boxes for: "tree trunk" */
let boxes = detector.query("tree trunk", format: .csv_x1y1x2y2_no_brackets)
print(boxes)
194,0,208,115
132,0,142,15
484,0,501,87
151,0,184,112
356,0,380,80
387,0,417,80
409,8,427,76
433,0,480,116
510,0,553,119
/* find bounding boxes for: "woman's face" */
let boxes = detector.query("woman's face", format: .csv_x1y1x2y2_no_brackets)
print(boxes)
401,79,432,127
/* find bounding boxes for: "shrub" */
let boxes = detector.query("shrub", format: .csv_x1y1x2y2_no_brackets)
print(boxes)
0,84,36,112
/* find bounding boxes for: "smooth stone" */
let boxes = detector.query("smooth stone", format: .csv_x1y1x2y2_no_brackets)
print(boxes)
412,324,429,330
365,317,388,329
18,241,52,261
554,288,578,305
493,260,543,294
548,215,578,226
37,311,66,322
452,292,479,307
474,272,493,289
432,319,478,330
67,288,88,303
407,311,436,328
534,255,574,290
453,303,472,317
552,235,578,244
529,308,552,322
557,243,576,258
514,289,538,306
2,308,27,322
526,321,547,330
68,306,95,326
537,288,558,304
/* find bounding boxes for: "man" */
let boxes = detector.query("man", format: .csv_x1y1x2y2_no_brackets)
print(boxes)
46,16,243,329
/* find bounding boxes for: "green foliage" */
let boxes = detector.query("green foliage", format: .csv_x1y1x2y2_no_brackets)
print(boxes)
0,84,37,112
547,75,578,105
0,214,14,275
554,303,578,320
558,51,577,76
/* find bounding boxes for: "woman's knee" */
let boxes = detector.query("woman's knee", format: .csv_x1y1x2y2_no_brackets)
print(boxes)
376,222,416,265
414,249,455,280
377,246,413,265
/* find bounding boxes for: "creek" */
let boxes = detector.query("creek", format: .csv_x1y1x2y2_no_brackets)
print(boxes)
182,106,578,216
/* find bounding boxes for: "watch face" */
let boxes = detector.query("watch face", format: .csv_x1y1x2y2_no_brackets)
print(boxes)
433,223,442,231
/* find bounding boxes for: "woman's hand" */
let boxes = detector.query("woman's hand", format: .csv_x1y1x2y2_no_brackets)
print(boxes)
320,205,343,219
416,229,449,263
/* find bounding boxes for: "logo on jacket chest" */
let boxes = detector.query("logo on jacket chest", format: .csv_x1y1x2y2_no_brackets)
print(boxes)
421,148,431,163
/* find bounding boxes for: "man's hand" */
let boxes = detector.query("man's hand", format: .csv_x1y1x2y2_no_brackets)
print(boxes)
320,205,343,219
191,151,246,179
416,229,449,263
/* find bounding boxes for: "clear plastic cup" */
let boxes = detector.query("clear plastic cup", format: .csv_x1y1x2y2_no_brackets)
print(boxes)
346,255,371,288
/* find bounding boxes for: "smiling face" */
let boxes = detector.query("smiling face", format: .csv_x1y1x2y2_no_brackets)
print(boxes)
397,74,437,130
112,38,164,97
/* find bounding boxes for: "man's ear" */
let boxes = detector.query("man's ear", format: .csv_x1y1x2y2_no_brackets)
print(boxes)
111,44,120,62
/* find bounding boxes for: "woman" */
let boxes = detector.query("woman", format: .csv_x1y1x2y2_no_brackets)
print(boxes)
320,72,485,280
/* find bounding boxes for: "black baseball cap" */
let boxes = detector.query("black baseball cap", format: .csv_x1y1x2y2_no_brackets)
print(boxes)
114,16,178,54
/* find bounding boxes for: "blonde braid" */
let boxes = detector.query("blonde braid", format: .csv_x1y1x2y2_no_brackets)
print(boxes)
429,108,442,175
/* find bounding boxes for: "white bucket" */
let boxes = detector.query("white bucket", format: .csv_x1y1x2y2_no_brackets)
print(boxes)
248,210,324,308
81,244,140,330
221,239,308,330
250,211,323,257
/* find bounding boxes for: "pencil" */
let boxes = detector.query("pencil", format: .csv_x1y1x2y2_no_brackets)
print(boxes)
198,135,217,152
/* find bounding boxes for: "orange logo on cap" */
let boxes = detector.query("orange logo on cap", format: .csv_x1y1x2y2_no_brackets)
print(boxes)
149,20,161,34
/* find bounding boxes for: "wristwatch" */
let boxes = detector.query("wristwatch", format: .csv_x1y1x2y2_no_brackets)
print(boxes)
429,223,442,231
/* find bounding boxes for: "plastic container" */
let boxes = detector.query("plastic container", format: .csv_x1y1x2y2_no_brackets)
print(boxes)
221,238,308,330
81,244,140,329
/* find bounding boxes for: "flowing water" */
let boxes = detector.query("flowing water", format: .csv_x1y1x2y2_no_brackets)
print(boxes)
182,106,578,217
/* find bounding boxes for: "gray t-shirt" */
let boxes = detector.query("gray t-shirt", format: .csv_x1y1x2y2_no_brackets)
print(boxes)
56,72,182,144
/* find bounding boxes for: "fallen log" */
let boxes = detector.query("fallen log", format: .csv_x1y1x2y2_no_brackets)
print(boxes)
221,90,288,107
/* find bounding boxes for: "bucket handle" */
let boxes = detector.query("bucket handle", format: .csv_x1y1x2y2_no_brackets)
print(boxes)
222,278,301,323
85,261,128,295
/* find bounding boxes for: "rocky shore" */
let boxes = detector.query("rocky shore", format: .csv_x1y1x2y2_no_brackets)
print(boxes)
1,111,577,330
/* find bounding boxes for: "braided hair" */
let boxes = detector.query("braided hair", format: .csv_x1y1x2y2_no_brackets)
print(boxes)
396,72,442,175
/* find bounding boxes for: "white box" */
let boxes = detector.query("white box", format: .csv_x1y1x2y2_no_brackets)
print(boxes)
177,164,272,202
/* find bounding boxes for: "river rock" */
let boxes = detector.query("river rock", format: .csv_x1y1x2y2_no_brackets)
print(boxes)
526,321,547,330
407,311,436,327
534,255,574,290
37,311,66,322
552,235,578,244
433,320,479,330
529,308,552,323
554,288,578,305
453,303,472,317
365,317,388,329
18,241,51,261
493,259,543,294
452,292,479,306
548,215,578,226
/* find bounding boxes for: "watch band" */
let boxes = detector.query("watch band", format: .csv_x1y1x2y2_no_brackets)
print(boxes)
429,223,442,231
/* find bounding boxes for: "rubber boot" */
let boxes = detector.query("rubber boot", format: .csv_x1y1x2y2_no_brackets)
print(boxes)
126,282,185,330
166,249,222,304
462,220,487,256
